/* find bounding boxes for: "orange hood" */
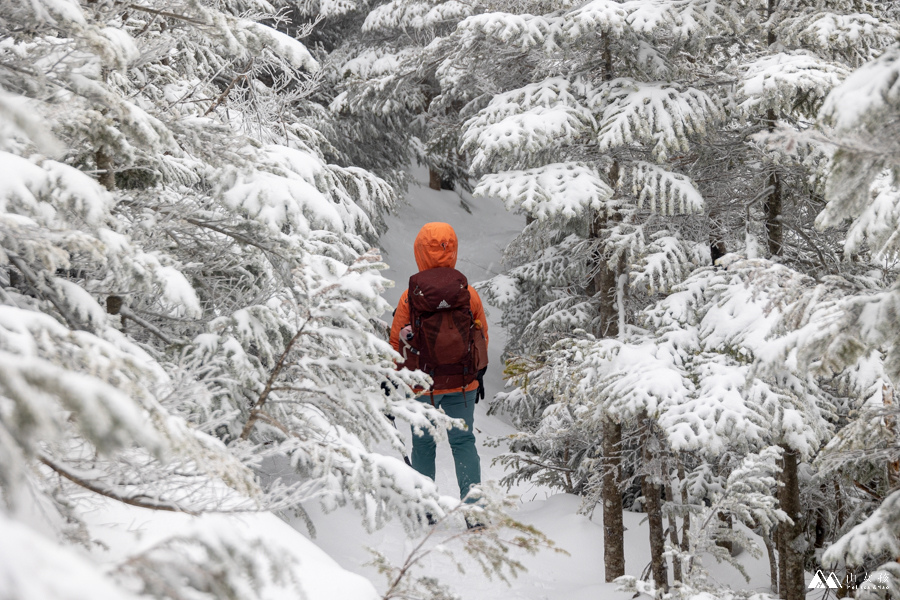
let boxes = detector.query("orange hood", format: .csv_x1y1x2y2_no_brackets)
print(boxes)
414,222,458,271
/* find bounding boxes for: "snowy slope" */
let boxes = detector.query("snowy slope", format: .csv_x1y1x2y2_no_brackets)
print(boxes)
65,494,379,600
295,165,778,600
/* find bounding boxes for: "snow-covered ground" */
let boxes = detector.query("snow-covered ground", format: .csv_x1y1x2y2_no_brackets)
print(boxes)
293,165,778,600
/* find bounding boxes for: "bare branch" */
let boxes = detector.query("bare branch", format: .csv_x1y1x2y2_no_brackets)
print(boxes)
40,454,199,515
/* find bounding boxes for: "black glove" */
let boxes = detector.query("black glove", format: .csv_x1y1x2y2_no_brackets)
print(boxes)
475,367,487,403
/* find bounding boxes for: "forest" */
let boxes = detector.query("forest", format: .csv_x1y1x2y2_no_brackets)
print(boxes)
1,0,900,598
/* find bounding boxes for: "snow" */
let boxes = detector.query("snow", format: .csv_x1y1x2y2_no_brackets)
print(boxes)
239,21,319,73
0,152,113,227
630,161,705,216
820,47,900,132
362,0,474,32
2,163,783,600
156,265,202,319
779,13,899,57
31,0,86,25
54,278,108,326
475,163,613,221
223,149,342,235
0,512,139,600
457,12,561,51
461,79,595,173
285,164,778,600
99,27,140,67
565,0,627,37
80,498,379,600
464,105,592,174
340,48,416,79
596,80,718,161
0,89,62,155
835,171,900,258
737,51,848,116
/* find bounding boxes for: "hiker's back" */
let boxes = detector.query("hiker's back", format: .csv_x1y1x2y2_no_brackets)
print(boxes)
408,267,486,390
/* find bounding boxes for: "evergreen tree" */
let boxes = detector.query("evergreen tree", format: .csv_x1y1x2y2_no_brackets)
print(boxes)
783,46,900,596
454,1,897,596
0,0,458,594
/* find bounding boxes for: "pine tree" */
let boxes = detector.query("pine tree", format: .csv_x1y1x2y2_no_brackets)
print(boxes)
780,46,900,596
0,0,459,594
453,0,898,594
444,0,729,583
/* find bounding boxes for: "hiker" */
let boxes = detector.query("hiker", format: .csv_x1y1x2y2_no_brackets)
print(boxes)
389,222,488,512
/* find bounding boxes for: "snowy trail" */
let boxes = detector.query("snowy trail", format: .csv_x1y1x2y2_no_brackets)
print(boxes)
297,166,775,600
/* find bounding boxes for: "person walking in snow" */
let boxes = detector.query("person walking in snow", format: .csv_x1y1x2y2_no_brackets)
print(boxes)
390,222,488,515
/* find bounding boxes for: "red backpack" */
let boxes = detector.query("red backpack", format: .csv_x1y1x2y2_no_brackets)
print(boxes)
406,267,487,390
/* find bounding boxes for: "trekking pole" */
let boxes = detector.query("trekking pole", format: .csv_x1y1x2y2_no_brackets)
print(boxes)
385,414,412,466
381,379,413,466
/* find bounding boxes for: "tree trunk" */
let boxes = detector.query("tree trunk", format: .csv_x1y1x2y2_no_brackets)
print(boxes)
665,474,683,583
763,1,783,259
779,446,803,600
764,159,783,257
764,530,779,595
678,458,690,571
776,450,787,599
642,438,668,594
591,201,626,582
716,512,734,555
602,419,625,581
592,161,622,339
428,167,442,191
96,149,116,191
814,484,828,550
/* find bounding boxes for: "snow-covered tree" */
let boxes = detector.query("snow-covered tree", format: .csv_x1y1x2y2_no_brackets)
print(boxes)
438,0,731,582
0,0,464,595
730,0,898,267
772,45,900,597
322,0,488,191
451,0,897,594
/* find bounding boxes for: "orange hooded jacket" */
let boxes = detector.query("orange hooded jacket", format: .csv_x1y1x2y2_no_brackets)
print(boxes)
390,222,488,396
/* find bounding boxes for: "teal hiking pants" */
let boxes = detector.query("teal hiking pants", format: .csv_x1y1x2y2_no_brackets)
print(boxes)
411,389,481,502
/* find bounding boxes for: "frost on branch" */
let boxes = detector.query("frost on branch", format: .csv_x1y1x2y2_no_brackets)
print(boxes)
736,51,848,118
816,49,900,249
596,80,718,161
461,78,595,174
824,489,900,598
362,0,473,32
838,173,900,260
474,163,613,221
456,12,560,52
819,47,900,133
629,161,705,215
561,0,628,38
631,231,708,294
777,12,899,65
